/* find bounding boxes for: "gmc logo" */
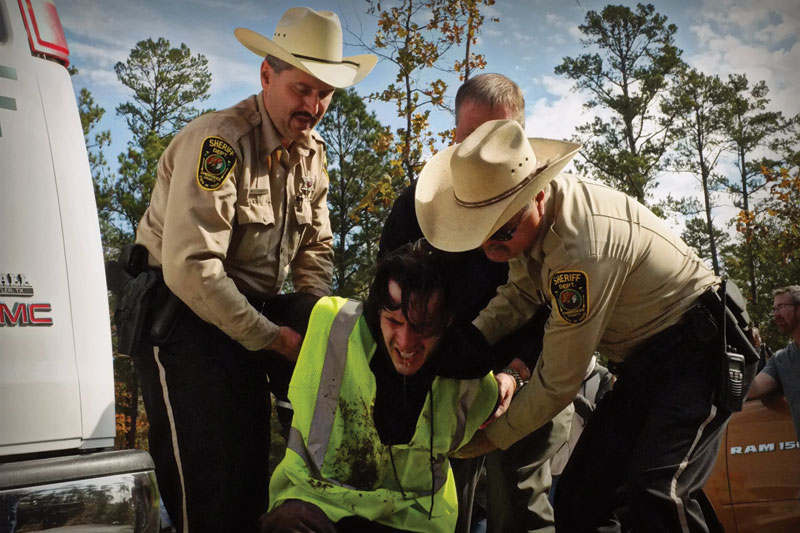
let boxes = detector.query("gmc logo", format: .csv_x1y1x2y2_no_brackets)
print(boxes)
0,302,53,326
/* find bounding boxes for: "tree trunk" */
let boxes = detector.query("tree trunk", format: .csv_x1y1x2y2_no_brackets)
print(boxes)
739,148,759,308
697,123,720,276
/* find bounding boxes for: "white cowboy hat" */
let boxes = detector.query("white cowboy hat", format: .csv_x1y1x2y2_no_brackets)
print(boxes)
415,119,581,252
235,7,377,88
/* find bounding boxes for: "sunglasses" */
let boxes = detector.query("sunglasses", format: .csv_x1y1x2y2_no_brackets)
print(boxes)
488,205,529,242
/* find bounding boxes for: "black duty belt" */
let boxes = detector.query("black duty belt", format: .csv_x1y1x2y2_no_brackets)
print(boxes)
607,300,718,376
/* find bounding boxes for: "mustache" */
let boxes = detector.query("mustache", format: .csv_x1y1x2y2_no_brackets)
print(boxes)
292,111,319,123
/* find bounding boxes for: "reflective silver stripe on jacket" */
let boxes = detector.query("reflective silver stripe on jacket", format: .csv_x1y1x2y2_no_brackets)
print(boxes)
287,298,462,496
288,300,362,474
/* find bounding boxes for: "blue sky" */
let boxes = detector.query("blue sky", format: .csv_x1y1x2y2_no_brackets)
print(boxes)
60,0,799,231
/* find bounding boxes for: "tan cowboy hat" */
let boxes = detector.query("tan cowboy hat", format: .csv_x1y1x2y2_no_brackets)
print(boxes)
235,7,377,88
415,119,581,252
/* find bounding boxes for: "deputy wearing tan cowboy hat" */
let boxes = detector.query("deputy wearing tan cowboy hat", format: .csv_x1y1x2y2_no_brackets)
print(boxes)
416,119,731,532
134,8,375,532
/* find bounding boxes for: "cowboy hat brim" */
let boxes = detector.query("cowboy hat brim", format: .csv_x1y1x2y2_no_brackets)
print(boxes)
235,27,377,88
415,138,582,252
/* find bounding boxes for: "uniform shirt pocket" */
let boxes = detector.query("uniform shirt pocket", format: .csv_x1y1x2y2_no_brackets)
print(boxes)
294,198,312,226
237,197,275,227
229,199,277,270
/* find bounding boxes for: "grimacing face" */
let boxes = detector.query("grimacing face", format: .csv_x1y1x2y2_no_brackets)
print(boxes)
261,61,334,147
379,280,445,376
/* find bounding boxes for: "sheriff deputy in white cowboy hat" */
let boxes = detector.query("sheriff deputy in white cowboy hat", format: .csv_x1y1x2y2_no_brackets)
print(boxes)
134,8,375,532
416,119,731,532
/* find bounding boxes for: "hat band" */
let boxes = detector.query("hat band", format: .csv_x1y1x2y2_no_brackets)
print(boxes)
292,52,360,67
453,163,549,208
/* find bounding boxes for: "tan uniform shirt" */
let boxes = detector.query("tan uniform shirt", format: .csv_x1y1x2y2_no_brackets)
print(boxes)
474,174,719,449
136,93,334,351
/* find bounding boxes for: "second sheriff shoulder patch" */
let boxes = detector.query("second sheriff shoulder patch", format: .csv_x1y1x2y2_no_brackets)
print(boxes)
550,270,589,324
197,136,237,191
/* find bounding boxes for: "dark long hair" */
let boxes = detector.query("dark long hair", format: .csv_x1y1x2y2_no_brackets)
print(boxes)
365,239,457,336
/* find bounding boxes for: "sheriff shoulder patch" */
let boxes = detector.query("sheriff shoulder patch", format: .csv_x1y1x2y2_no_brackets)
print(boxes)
197,136,237,191
550,270,589,324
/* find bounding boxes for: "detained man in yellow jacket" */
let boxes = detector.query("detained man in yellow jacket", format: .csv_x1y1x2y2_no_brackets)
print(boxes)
260,241,501,533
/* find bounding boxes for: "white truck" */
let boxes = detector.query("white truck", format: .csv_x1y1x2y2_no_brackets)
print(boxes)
0,1,159,531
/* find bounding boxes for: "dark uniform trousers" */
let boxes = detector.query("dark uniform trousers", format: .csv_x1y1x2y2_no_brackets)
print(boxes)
485,406,573,533
452,405,572,533
554,305,731,532
134,303,272,533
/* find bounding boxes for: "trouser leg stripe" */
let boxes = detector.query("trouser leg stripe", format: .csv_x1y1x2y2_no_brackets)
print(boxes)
154,346,189,533
670,402,717,533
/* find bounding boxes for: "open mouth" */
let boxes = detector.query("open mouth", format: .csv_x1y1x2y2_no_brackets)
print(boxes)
393,347,421,370
398,349,417,360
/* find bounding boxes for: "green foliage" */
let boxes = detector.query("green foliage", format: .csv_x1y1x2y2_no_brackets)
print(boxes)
555,3,682,204
719,74,786,307
113,131,172,238
363,0,497,186
318,89,393,298
114,37,210,140
722,75,785,204
726,167,800,346
681,216,729,271
95,38,211,253
75,87,125,260
662,69,730,274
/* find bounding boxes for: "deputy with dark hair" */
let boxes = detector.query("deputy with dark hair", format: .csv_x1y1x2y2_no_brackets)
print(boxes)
133,8,375,532
260,241,500,533
416,119,733,532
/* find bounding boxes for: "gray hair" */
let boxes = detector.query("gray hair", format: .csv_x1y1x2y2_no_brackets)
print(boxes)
773,285,800,305
265,55,294,75
455,73,526,127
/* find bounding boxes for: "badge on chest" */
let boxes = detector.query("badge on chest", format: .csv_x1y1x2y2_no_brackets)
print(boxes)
296,175,315,203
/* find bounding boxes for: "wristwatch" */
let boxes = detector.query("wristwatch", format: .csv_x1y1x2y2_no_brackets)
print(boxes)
501,366,526,393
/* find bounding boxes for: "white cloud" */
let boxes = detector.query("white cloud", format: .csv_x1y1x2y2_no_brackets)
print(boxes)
567,24,582,41
524,75,590,141
60,0,164,48
81,68,123,91
177,0,268,18
689,0,800,116
206,53,257,96
68,41,126,70
698,0,800,35
512,31,533,43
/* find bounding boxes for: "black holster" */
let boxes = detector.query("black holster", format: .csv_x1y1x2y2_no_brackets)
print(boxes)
107,243,185,356
699,280,759,412
115,269,158,356
107,243,155,357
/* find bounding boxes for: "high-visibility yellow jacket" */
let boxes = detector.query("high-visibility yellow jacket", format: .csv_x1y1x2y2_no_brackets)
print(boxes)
269,297,498,532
